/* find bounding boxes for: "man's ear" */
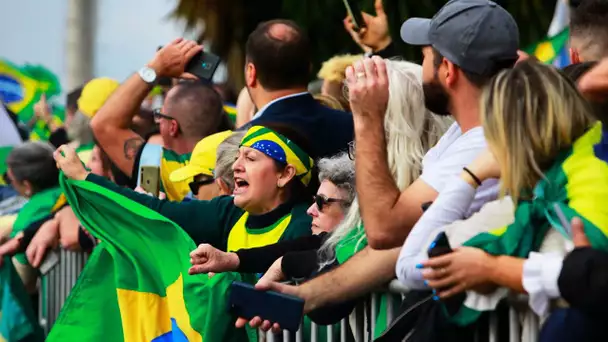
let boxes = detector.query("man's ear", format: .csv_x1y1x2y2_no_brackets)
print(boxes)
216,178,232,196
278,165,297,188
170,120,180,137
23,180,33,197
444,60,458,88
245,63,257,88
570,48,581,64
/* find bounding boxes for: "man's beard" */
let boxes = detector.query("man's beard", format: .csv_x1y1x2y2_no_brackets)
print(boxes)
422,77,451,116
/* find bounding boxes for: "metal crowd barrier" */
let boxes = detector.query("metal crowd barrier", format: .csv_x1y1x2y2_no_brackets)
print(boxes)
264,280,541,342
38,248,89,335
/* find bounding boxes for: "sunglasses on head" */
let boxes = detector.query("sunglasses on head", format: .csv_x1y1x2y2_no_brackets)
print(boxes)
189,177,215,196
313,194,345,212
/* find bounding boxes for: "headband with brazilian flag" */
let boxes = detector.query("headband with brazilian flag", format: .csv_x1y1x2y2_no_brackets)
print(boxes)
240,126,313,186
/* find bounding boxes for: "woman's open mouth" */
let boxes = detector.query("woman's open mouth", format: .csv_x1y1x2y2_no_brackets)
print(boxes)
233,177,250,195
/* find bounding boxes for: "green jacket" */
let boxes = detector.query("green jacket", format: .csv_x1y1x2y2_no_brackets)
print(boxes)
86,174,312,251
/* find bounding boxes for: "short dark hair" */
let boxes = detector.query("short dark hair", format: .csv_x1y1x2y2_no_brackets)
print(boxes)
245,19,311,90
6,142,59,193
167,81,234,140
432,47,516,88
66,86,83,112
562,61,608,126
571,0,608,59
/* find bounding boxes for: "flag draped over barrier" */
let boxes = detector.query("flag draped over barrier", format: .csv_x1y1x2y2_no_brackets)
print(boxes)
47,174,257,342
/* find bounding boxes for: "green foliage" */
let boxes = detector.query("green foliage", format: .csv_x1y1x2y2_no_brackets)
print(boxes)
172,0,558,89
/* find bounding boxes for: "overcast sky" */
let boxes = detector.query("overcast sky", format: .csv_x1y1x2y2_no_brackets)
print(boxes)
0,0,218,99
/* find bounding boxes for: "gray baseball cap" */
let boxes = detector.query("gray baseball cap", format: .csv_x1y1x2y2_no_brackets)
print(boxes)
400,0,519,75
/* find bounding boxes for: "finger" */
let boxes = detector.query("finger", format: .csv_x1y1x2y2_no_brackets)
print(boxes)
372,56,388,85
362,57,377,80
374,0,385,14
361,12,375,25
168,37,184,46
33,246,47,268
271,323,282,333
422,254,453,269
176,39,189,50
179,40,196,53
571,217,591,247
188,265,208,275
261,320,271,331
249,317,263,328
345,65,357,86
184,45,203,62
352,60,366,81
426,274,459,289
235,318,248,328
180,72,198,80
159,192,167,200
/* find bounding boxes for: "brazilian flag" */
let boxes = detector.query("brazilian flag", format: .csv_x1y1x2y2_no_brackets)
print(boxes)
0,257,43,342
47,173,258,342
0,59,63,141
447,123,608,326
524,28,569,65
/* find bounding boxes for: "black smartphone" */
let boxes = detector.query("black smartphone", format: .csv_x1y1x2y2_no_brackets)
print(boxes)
343,0,366,32
427,231,452,258
427,232,466,315
228,281,304,332
185,51,221,81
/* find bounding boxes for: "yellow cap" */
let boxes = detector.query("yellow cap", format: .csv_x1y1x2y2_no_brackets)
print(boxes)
170,130,233,183
77,78,120,118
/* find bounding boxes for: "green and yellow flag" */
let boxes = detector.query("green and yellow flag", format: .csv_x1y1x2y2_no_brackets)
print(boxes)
524,28,569,65
448,123,608,326
0,257,43,342
0,59,63,141
48,174,257,342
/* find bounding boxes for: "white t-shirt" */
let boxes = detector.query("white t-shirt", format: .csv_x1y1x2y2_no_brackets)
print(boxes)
420,122,498,217
396,122,500,289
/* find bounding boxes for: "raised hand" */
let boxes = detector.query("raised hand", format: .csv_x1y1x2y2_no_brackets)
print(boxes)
54,145,89,181
188,244,240,275
147,38,203,78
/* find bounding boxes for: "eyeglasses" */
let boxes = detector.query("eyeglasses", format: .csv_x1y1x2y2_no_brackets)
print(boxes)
189,177,215,196
313,194,346,212
348,141,356,160
153,109,176,123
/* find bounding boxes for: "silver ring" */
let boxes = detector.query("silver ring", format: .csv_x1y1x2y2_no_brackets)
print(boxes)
356,72,366,79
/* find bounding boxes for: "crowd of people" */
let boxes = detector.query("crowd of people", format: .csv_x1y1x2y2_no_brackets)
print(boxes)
3,0,608,340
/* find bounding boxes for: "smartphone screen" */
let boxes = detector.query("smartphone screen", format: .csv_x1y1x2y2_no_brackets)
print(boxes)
185,51,221,81
140,166,160,197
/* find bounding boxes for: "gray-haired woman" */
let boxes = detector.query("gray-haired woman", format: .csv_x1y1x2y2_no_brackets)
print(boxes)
188,151,355,276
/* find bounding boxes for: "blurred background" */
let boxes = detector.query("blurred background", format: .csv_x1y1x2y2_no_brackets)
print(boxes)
0,0,564,138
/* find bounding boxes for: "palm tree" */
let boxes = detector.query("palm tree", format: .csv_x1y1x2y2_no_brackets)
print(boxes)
171,0,558,92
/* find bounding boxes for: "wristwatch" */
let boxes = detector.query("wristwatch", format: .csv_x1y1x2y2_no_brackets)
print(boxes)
138,66,157,84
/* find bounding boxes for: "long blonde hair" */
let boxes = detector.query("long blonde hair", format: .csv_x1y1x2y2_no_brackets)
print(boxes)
318,60,453,264
481,60,596,201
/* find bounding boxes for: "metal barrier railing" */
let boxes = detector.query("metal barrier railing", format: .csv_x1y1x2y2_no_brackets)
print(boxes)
38,248,88,335
265,280,541,342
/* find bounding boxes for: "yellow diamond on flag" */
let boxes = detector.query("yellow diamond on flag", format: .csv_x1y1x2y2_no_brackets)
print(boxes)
534,42,556,63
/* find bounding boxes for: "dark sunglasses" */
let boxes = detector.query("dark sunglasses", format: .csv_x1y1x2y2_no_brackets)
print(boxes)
153,109,176,123
313,194,346,212
189,178,215,196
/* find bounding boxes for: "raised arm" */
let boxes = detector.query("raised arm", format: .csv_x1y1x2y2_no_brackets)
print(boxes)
346,57,439,249
90,38,202,176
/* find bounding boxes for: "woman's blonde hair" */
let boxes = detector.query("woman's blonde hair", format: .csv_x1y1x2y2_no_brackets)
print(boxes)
481,60,596,201
318,60,453,265
317,54,364,83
